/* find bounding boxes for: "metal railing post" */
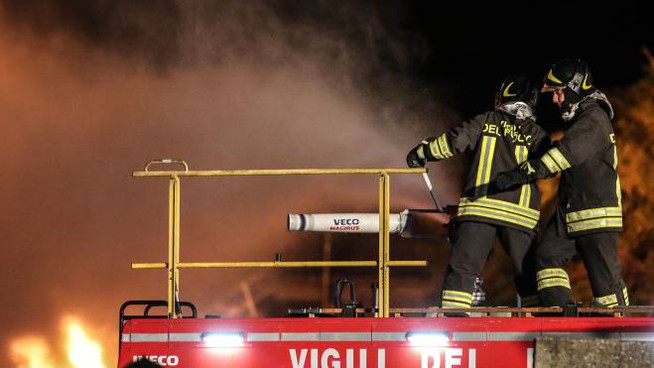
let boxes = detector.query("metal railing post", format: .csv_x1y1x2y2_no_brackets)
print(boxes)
378,172,391,317
168,175,181,318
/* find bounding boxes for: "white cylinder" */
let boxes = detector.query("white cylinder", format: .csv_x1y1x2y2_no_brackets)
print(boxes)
288,211,408,234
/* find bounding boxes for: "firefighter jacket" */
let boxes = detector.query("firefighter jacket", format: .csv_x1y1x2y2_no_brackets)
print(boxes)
528,98,622,237
422,110,549,232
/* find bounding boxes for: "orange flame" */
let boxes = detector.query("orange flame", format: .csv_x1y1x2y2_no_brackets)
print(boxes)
9,336,56,368
64,317,107,368
9,316,108,368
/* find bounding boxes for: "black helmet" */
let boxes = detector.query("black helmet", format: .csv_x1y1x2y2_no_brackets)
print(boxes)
494,73,539,109
542,58,596,97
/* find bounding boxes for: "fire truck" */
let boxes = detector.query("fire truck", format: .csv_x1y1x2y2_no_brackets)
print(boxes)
118,160,654,368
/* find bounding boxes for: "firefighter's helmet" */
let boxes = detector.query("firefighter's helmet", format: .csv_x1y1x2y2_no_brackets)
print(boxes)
542,58,596,97
494,73,539,109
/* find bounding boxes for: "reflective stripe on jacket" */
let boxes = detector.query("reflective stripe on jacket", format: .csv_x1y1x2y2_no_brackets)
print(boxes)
422,110,549,232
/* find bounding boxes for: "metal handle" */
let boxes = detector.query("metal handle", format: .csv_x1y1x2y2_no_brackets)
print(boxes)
422,171,443,212
144,159,189,172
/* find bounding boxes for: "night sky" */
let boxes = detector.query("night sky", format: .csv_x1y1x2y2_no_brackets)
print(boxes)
405,4,654,129
1,1,653,366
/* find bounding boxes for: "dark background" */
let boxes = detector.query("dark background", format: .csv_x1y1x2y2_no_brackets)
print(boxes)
404,3,654,130
405,3,653,108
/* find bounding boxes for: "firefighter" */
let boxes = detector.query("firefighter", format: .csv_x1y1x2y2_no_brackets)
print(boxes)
493,58,628,308
406,73,550,310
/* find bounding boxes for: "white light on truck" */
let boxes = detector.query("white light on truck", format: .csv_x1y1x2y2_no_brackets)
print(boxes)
406,331,449,346
201,332,245,347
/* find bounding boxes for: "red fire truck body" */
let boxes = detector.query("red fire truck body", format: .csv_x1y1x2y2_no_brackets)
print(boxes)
118,315,654,367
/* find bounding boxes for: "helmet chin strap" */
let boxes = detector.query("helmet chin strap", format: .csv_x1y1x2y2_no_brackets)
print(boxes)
559,88,582,121
559,89,615,121
560,101,581,121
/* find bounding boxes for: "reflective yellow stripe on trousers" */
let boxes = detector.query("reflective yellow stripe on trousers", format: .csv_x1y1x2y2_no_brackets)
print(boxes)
442,290,473,308
537,268,571,290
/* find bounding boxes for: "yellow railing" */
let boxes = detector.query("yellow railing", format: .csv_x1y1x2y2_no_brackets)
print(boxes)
132,159,427,318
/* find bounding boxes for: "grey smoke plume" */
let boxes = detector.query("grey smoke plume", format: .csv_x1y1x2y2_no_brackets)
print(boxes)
0,1,461,365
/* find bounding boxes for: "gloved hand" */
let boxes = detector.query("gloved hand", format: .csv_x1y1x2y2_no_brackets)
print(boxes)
406,145,426,168
494,161,537,191
493,170,527,191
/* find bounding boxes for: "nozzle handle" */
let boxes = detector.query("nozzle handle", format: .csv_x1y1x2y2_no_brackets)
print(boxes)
421,171,443,212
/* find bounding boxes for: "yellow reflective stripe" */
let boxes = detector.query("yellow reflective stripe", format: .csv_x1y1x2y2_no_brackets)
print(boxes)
475,136,496,188
594,293,618,307
537,267,570,290
514,146,527,164
567,218,623,233
565,206,623,233
537,278,571,290
456,207,537,228
437,134,453,158
514,146,530,208
541,147,571,173
442,301,472,309
566,207,622,222
474,138,487,187
459,197,539,219
623,287,630,306
484,137,497,183
611,142,621,209
457,197,540,229
443,295,473,304
442,290,473,309
521,182,531,208
540,154,559,174
548,147,571,170
443,290,473,301
429,139,445,160
545,152,563,171
537,268,569,281
616,176,622,208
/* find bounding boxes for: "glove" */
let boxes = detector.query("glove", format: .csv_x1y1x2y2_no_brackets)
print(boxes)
493,170,526,191
494,161,538,191
406,144,426,168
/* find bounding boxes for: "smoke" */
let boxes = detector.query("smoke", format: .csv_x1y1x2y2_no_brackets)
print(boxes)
1,1,461,366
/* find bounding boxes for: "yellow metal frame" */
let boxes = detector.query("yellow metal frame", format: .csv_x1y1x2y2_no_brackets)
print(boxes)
132,160,427,318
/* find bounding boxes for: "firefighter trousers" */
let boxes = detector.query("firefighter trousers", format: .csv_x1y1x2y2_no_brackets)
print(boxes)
441,221,538,308
535,217,628,307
